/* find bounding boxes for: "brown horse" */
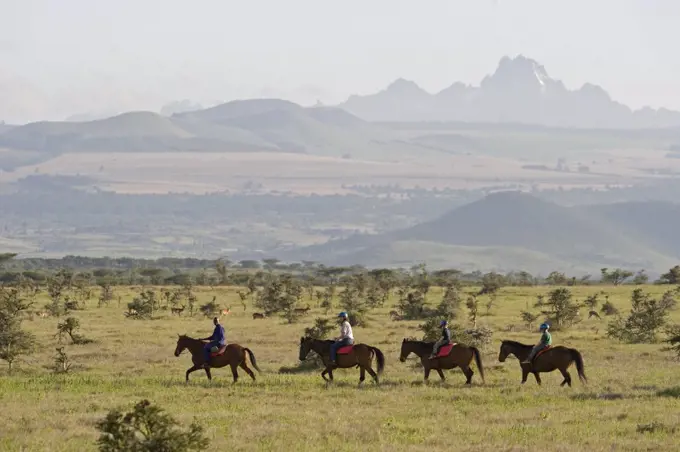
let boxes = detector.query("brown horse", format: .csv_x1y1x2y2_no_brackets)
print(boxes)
299,337,385,385
498,340,587,387
174,334,260,383
399,339,485,385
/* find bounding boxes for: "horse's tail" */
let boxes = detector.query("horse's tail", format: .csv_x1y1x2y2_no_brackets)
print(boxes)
470,346,485,383
569,348,587,384
369,346,385,375
244,348,261,373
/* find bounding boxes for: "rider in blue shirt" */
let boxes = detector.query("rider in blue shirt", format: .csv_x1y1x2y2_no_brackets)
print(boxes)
201,316,226,367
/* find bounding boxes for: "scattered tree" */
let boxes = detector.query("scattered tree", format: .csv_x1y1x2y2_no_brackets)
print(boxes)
303,318,335,340
633,270,649,285
600,268,634,285
0,287,35,372
659,266,680,285
53,347,73,374
520,311,539,330
607,288,676,343
56,317,89,344
466,295,479,327
545,271,568,286
540,288,580,329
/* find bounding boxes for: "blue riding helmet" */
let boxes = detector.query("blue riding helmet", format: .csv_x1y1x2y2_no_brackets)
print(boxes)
338,312,348,318
540,323,549,330
440,320,448,326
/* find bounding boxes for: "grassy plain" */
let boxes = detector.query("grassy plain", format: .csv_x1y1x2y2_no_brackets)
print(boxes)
1,148,670,195
2,285,680,451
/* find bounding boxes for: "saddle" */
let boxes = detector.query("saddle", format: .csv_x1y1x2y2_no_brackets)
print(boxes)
210,345,227,357
337,345,354,355
436,343,457,358
529,346,552,364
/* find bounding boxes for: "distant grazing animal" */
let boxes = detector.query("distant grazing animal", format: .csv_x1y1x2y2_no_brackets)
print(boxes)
173,334,260,383
399,339,484,385
252,312,266,319
221,307,231,316
498,340,587,387
299,337,385,385
294,305,311,315
171,305,185,316
37,311,50,318
588,310,601,319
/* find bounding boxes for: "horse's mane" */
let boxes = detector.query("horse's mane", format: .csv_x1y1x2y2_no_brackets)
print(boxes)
502,340,531,349
302,337,334,344
179,334,206,343
403,338,435,346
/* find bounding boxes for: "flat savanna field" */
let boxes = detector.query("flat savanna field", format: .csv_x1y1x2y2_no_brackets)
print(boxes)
1,149,671,195
2,285,680,451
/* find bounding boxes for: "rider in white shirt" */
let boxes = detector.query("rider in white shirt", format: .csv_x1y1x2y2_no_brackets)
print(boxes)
330,311,354,364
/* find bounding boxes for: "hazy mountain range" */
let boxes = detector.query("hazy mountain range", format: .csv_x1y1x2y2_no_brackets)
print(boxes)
339,55,680,129
283,191,680,274
0,99,423,160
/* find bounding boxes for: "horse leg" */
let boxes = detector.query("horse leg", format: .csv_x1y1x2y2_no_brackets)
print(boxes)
364,365,379,385
359,367,366,386
520,366,529,384
230,363,239,384
185,365,201,383
239,361,256,382
436,368,445,381
461,365,474,385
559,368,572,387
423,365,431,383
204,367,212,381
533,372,542,385
321,367,330,382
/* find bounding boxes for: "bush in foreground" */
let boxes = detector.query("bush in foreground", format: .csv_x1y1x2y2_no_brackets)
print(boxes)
95,399,209,452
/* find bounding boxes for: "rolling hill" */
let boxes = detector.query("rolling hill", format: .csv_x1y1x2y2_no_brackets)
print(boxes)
284,191,680,274
0,100,418,160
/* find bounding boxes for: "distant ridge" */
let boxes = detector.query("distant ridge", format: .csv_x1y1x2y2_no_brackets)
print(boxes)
0,99,401,159
284,191,680,273
338,55,680,129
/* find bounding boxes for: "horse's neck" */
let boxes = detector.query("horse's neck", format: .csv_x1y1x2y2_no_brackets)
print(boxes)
408,342,431,356
312,340,330,354
508,344,531,358
186,338,205,353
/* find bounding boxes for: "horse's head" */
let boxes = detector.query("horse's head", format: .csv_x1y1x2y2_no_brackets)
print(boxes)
174,334,189,357
399,338,411,362
498,341,511,362
299,336,313,361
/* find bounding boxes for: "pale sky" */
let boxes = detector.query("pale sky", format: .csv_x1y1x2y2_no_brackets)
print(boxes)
1,0,679,123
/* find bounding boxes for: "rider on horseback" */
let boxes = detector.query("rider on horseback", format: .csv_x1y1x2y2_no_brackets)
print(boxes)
200,316,226,367
329,312,354,365
429,320,451,359
522,322,551,364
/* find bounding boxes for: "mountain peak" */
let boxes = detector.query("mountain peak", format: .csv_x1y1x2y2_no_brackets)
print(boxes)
482,55,552,90
384,78,428,95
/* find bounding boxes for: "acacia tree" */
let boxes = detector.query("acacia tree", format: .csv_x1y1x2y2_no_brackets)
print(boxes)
659,266,680,285
255,274,304,323
600,268,634,286
541,288,580,329
607,288,676,343
0,287,36,372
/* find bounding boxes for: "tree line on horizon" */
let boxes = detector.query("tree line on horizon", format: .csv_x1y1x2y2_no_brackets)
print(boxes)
1,253,680,287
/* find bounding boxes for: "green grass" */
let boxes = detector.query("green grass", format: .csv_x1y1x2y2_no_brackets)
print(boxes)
2,285,680,451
